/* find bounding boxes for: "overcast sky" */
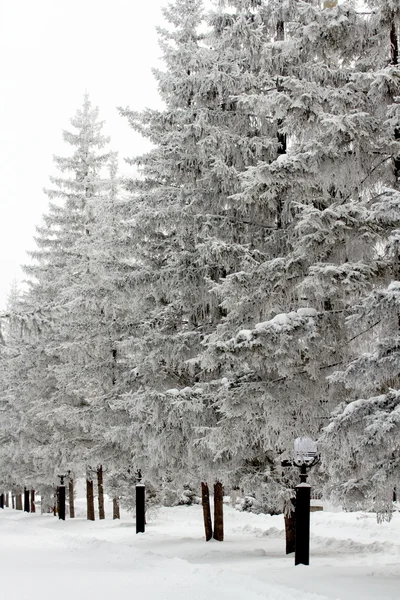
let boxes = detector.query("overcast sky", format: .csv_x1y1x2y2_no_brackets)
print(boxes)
0,0,169,310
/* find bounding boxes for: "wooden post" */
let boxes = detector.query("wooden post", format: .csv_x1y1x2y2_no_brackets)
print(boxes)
86,477,95,521
113,497,120,520
69,479,75,518
201,482,212,541
213,481,224,541
97,465,105,520
284,509,296,554
30,490,36,513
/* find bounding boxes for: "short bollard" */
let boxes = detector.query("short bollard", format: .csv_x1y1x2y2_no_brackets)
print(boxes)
136,470,145,534
24,488,30,513
295,482,311,565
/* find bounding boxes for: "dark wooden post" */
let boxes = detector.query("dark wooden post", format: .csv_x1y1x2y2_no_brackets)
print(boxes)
201,482,212,541
86,476,95,521
213,481,224,541
97,465,105,520
30,490,36,513
69,479,75,518
284,498,296,554
113,497,120,520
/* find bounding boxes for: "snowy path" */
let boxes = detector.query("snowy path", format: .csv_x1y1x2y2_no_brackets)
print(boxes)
1,503,400,599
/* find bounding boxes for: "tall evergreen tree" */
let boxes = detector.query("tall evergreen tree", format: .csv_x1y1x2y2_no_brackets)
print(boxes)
194,0,400,536
321,0,400,515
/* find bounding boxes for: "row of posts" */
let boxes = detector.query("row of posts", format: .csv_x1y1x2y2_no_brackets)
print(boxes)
55,470,146,534
0,462,313,564
0,489,35,512
0,470,146,535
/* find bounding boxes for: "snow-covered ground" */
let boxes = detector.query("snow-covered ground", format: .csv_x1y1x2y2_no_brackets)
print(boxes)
1,497,399,600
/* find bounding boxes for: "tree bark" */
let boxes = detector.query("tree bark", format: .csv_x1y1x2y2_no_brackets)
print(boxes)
30,490,35,513
213,481,224,542
97,465,105,520
113,496,120,520
69,479,75,518
201,482,213,541
12,495,15,509
4,492,9,507
284,500,296,554
86,478,95,521
16,494,22,510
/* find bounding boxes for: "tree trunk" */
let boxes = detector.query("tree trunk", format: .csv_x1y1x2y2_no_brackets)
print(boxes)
213,481,224,542
16,494,22,510
30,490,35,513
97,465,105,520
12,495,15,509
69,479,75,518
284,500,296,554
4,492,9,508
201,482,213,541
86,478,95,521
113,496,120,520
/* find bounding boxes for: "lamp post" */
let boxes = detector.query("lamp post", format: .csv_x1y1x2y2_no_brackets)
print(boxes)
57,474,66,521
293,437,319,566
135,469,145,534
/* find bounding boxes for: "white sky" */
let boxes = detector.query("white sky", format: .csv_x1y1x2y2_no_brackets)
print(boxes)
0,0,168,310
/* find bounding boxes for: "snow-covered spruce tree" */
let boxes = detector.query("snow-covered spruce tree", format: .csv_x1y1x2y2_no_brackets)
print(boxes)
118,0,280,538
11,96,134,511
320,1,400,516
188,0,400,548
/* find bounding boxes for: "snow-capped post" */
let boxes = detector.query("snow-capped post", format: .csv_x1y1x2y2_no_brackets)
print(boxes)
57,475,66,521
293,438,319,566
23,488,30,513
135,469,145,534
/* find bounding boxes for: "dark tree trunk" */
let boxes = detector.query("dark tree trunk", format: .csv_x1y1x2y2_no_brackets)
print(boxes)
97,465,105,520
390,20,400,188
30,490,35,513
201,482,213,541
69,479,75,518
12,495,15,509
284,500,296,554
113,497,120,520
213,481,224,542
86,478,95,521
16,494,22,510
5,492,9,507
391,21,398,66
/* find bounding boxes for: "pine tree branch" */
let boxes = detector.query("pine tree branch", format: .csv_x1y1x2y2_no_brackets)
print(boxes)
339,156,393,205
347,319,382,343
